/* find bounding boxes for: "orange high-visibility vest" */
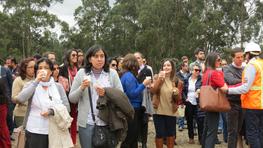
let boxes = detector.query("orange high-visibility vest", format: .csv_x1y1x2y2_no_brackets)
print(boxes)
241,59,263,109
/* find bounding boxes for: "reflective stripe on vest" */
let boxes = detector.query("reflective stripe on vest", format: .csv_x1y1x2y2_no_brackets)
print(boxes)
252,61,263,108
241,59,263,109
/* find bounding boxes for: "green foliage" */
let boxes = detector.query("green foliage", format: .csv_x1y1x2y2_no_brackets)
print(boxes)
1,0,263,69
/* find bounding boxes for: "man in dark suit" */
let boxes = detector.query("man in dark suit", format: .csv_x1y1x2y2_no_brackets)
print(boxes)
134,52,153,148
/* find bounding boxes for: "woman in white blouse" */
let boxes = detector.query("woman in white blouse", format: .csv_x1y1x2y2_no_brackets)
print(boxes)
17,58,70,148
182,64,203,144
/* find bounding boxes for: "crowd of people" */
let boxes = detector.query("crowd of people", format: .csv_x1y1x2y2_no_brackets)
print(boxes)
0,42,263,148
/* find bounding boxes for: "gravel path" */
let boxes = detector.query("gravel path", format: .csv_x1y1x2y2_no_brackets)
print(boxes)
12,119,248,148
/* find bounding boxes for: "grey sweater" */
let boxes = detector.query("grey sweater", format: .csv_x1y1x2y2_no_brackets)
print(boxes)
223,64,244,103
68,68,123,128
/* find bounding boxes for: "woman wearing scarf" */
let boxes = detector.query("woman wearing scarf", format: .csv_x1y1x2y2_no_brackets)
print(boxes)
16,58,70,148
59,49,79,145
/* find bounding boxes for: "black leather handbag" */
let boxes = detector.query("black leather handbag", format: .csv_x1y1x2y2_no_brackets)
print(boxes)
88,87,116,148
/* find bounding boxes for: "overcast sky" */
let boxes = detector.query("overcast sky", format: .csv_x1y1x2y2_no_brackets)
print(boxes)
49,0,115,27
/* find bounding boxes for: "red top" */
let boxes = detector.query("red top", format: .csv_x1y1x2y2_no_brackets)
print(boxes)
202,69,225,88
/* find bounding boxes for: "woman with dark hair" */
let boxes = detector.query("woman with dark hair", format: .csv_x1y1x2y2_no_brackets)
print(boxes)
77,49,84,68
12,57,35,126
150,59,183,148
108,57,118,71
120,53,151,148
16,58,71,148
69,45,123,148
58,49,79,145
201,52,227,148
52,62,60,82
182,64,203,144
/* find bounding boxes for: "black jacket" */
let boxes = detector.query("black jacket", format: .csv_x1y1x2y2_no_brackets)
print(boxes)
182,74,202,102
176,71,190,82
223,64,244,103
0,66,13,104
137,65,152,83
182,74,205,117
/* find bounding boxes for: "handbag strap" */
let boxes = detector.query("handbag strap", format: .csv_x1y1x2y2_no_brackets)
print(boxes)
88,86,96,125
22,97,33,129
205,71,212,85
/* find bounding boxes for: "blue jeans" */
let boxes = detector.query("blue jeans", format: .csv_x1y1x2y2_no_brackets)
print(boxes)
202,112,219,148
178,117,184,128
245,109,263,148
79,124,94,148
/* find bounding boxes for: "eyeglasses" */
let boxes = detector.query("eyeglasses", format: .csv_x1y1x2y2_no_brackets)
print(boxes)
194,69,201,72
71,54,77,57
26,66,34,69
111,64,117,67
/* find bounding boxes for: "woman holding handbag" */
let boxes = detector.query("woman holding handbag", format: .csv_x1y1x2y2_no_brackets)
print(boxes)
201,52,228,148
150,59,183,148
69,45,123,148
16,58,70,148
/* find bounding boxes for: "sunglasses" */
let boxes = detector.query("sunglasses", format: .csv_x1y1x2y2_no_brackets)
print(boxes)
111,64,117,67
71,54,77,57
194,69,201,72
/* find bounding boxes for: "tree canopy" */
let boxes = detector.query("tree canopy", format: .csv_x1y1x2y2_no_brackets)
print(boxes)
0,0,263,68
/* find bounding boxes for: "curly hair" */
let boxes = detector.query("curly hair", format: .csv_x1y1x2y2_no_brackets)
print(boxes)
18,57,35,80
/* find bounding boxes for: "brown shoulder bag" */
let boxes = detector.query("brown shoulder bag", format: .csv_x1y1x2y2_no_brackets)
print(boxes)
199,72,231,112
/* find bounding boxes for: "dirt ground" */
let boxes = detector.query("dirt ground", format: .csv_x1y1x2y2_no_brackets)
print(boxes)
12,119,249,148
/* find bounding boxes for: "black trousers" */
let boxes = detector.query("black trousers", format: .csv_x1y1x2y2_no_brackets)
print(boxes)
185,102,197,139
25,131,48,148
245,109,263,148
139,113,149,146
121,108,144,148
227,102,244,148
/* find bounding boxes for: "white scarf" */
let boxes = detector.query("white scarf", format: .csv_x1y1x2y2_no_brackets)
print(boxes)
35,77,62,110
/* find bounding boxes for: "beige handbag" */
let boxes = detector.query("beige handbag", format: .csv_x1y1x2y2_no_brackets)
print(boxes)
16,126,26,148
199,72,231,112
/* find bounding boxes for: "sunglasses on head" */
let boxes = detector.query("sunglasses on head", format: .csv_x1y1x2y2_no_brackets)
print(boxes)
194,69,201,72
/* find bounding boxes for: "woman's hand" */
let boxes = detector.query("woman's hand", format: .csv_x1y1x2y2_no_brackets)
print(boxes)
40,111,49,117
220,83,228,93
158,71,166,79
143,78,151,86
35,70,45,82
94,84,105,96
80,79,90,90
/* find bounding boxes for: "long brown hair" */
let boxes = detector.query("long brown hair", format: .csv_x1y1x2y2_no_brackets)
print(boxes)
121,53,139,77
204,52,220,70
160,59,179,82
